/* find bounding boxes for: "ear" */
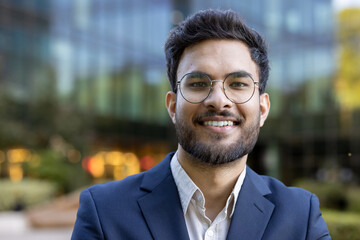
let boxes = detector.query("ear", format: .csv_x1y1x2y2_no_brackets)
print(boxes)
166,91,177,124
259,93,270,127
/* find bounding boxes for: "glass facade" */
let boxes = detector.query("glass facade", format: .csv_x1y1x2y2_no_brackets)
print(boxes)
49,0,171,122
0,0,359,184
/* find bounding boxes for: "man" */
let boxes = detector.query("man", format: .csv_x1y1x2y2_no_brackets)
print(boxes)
72,9,330,240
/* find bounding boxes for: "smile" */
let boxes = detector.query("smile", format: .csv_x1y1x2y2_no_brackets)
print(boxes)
203,121,236,127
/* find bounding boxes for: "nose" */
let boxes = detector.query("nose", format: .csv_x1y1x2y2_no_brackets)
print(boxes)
203,81,233,110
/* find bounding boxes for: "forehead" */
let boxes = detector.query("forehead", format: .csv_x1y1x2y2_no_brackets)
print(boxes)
177,39,258,80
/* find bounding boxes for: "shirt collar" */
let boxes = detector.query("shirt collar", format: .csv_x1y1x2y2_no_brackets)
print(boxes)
170,151,246,217
229,164,246,217
170,152,199,214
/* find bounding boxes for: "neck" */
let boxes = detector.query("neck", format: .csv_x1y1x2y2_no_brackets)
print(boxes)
177,145,247,221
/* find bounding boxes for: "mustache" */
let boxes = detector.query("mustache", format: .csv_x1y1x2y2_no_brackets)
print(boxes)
193,110,244,124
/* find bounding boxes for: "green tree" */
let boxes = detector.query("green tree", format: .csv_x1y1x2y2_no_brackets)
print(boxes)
335,9,360,110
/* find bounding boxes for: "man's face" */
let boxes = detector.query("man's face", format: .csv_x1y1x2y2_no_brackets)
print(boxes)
166,39,270,165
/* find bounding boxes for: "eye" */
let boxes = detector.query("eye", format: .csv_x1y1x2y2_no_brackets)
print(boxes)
228,79,251,90
226,72,253,90
190,82,209,88
229,81,248,88
183,73,210,90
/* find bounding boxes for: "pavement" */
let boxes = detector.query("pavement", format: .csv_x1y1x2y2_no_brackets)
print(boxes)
0,211,73,240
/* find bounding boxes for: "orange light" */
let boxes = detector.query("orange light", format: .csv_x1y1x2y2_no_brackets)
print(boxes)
83,151,141,180
7,148,31,163
7,148,31,182
140,156,155,170
87,152,105,178
82,156,90,170
105,151,124,166
88,159,104,178
123,152,140,176
9,164,23,182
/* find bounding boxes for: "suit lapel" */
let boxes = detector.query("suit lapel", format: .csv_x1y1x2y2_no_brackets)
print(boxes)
227,167,274,240
137,153,190,240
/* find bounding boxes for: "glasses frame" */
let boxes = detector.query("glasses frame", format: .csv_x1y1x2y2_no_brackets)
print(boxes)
176,72,260,104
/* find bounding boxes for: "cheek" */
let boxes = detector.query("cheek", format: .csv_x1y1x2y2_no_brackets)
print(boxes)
238,99,261,122
175,98,199,122
237,99,260,112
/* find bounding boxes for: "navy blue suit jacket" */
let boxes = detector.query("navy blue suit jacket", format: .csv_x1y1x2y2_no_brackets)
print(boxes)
72,153,330,239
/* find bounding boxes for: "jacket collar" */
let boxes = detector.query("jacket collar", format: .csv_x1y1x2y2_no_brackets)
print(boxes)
226,166,274,240
138,153,190,240
139,152,175,191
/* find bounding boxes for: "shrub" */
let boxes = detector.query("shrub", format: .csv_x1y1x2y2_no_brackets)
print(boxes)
347,187,360,213
322,209,360,239
295,180,360,239
294,180,358,211
23,149,89,193
0,178,56,211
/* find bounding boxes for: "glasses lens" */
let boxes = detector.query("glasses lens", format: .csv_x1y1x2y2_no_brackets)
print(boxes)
179,73,211,103
224,73,255,104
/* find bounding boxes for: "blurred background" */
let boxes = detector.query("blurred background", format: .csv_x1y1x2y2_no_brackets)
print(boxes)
0,0,359,239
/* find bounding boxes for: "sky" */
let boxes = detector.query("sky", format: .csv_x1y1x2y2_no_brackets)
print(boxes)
333,0,360,11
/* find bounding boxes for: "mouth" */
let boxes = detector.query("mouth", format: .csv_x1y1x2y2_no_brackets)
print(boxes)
193,111,243,129
201,120,239,127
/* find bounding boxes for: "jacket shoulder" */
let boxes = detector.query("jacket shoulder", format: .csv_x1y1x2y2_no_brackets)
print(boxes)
257,174,317,221
260,175,312,199
256,174,330,239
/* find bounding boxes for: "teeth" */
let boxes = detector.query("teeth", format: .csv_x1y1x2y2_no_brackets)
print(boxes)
204,121,234,127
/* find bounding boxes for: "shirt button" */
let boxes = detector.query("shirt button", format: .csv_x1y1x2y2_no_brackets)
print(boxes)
207,230,214,237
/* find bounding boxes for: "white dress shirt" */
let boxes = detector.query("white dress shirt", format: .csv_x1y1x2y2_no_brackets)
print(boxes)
170,152,246,240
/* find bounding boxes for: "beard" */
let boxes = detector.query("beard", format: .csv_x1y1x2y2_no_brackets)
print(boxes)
174,109,260,165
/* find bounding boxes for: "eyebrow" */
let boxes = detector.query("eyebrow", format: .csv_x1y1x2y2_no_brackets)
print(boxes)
187,70,254,80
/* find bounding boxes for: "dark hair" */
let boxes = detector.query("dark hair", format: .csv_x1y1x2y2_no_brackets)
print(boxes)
165,9,269,94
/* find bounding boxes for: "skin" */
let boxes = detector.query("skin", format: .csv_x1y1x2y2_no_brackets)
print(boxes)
166,39,270,221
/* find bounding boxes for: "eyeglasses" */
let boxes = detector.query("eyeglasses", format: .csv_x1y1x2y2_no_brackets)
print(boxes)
177,71,259,104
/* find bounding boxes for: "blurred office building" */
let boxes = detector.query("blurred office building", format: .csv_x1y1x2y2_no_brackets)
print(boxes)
0,0,358,184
